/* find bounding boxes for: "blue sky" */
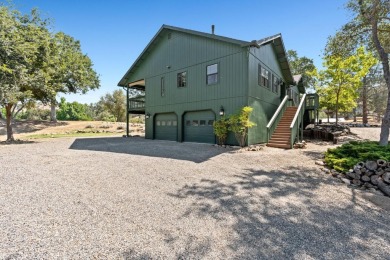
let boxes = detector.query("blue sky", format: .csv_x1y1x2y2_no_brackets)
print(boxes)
7,0,351,104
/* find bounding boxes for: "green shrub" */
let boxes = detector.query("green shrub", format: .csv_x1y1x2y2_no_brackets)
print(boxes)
17,108,51,120
228,106,256,147
213,117,229,145
325,141,390,172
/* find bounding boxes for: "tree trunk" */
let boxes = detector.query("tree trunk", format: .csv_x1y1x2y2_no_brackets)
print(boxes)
335,88,340,126
362,77,368,125
6,104,14,141
50,100,57,122
367,5,390,145
353,108,357,122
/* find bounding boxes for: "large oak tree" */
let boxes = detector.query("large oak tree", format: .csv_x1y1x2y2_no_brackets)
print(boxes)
339,0,390,145
0,5,99,141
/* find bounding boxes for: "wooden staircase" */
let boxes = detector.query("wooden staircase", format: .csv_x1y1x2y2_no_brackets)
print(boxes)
267,106,297,149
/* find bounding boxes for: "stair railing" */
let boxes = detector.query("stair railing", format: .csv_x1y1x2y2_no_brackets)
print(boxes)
266,95,289,142
290,94,307,148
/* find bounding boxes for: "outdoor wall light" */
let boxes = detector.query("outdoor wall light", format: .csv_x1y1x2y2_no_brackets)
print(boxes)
145,113,151,119
219,106,225,116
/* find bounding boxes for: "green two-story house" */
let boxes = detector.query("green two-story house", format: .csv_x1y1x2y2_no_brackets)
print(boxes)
118,25,315,148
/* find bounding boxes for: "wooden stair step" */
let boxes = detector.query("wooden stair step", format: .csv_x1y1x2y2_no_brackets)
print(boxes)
267,143,291,149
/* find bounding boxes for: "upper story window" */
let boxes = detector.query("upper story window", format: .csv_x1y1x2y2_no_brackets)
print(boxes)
261,67,270,88
177,71,187,87
161,77,165,96
258,64,270,88
207,64,218,85
272,74,279,93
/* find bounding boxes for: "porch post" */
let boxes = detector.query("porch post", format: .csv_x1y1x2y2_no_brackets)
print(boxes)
126,86,130,137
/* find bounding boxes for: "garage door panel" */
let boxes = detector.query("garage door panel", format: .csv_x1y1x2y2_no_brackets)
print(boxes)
155,113,177,141
184,111,215,143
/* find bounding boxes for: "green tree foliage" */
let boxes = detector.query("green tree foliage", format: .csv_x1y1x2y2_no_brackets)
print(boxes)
213,117,229,145
287,50,316,90
0,5,51,140
45,32,100,121
56,97,92,121
0,4,99,140
98,90,126,122
333,0,389,145
311,47,376,125
228,106,256,147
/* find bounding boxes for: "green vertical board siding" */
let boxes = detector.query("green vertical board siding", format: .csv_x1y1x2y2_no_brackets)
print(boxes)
126,30,245,83
154,113,178,141
145,96,246,145
184,110,215,143
124,29,291,147
135,31,248,145
246,45,287,145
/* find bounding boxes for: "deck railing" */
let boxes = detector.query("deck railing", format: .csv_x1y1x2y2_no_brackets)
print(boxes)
129,100,145,110
290,94,307,148
266,95,289,142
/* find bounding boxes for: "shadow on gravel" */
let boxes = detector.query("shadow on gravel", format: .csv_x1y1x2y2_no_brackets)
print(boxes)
69,137,233,163
301,150,326,160
165,168,390,259
123,235,211,259
0,140,36,145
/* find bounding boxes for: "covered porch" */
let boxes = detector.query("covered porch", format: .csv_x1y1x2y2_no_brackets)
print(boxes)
123,79,146,137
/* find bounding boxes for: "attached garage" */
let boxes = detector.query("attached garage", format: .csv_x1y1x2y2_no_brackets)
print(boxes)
154,113,178,141
184,110,215,143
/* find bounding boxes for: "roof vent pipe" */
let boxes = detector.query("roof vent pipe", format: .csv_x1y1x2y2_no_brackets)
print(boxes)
211,25,215,34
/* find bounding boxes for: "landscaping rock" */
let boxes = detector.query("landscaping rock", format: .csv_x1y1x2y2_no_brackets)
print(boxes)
365,161,378,171
315,160,325,166
325,160,390,197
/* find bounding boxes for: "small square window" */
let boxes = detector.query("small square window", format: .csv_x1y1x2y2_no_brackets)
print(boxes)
161,121,166,126
177,71,187,87
192,120,199,126
173,121,177,126
167,121,172,126
156,121,161,126
200,120,206,126
208,120,214,126
186,120,191,126
207,64,218,85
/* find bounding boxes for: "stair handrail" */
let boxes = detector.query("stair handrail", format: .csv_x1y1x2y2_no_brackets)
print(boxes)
289,94,307,148
266,95,289,142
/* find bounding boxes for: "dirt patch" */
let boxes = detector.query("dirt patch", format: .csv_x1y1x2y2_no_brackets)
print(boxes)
0,119,145,141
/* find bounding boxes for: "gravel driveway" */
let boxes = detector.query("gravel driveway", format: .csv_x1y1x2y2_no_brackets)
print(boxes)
1,135,389,259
